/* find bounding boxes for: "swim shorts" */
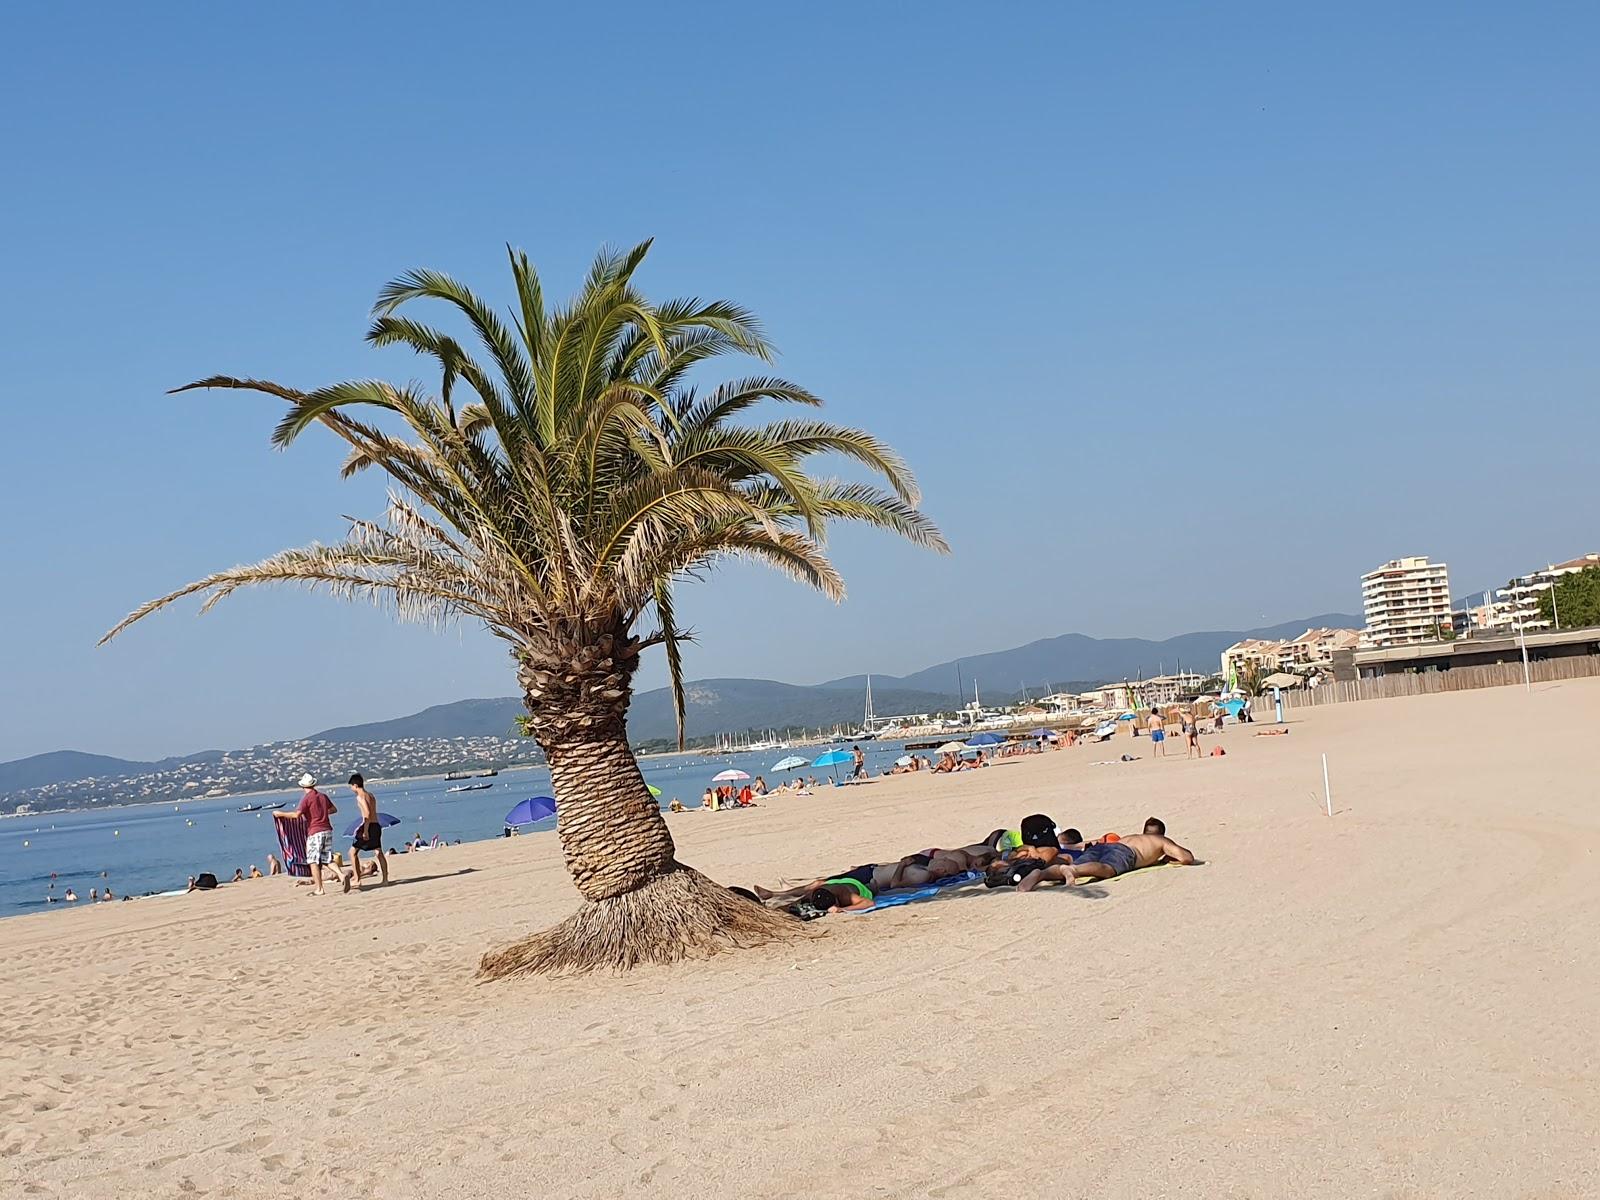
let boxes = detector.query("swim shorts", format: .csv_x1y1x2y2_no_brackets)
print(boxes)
1150,729,1165,743
1077,842,1137,876
352,821,383,852
305,830,334,865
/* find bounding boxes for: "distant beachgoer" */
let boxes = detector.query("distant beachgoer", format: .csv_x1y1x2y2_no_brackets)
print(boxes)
347,773,389,889
702,787,716,811
753,776,768,796
232,868,245,883
65,887,78,902
102,886,115,902
266,854,283,876
738,784,754,807
1148,708,1167,757
1214,711,1225,732
669,798,686,813
851,745,866,780
249,864,264,879
274,774,337,896
1184,716,1201,758
88,887,99,902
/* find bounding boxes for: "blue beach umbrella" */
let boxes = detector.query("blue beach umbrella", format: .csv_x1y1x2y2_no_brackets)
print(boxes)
967,732,1006,746
811,747,853,784
341,812,401,837
504,797,557,826
1029,728,1058,740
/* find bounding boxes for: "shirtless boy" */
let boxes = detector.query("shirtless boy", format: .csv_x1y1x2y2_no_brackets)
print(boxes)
347,773,389,888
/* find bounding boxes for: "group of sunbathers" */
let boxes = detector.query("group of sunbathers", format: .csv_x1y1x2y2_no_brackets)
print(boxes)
747,816,1195,918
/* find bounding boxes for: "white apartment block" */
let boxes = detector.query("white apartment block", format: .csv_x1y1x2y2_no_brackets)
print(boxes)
1490,554,1600,632
1361,556,1453,647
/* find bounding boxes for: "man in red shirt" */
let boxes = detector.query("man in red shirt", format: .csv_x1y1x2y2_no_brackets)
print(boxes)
274,773,339,895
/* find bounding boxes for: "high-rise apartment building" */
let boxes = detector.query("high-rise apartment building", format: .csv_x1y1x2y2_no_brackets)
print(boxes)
1361,556,1453,647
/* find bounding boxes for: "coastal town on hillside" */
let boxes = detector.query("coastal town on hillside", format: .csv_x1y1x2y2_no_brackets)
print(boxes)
6,551,1597,818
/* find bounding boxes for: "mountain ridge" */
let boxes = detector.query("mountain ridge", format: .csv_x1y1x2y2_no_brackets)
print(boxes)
1,611,1361,793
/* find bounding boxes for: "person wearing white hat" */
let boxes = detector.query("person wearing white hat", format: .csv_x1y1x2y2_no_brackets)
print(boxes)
274,773,339,895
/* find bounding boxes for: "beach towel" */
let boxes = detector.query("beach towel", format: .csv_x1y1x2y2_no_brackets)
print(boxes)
848,871,981,913
275,812,313,878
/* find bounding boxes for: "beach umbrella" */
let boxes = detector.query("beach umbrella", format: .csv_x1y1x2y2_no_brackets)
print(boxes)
1117,711,1138,721
894,754,913,767
967,732,1006,746
712,769,751,783
772,755,809,772
341,812,401,837
936,741,966,754
647,785,662,797
810,747,854,784
504,797,557,826
1029,728,1058,739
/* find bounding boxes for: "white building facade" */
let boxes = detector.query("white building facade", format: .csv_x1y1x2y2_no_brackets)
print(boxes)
1361,556,1453,648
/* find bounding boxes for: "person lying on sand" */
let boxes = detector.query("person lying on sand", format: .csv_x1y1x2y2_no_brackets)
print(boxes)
887,828,1009,887
754,827,1011,906
754,864,896,908
990,817,1196,890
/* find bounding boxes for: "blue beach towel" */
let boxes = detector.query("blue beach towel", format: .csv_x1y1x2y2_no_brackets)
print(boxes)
849,871,981,913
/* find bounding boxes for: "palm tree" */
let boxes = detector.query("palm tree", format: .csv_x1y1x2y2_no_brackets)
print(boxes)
1238,660,1274,697
101,241,946,976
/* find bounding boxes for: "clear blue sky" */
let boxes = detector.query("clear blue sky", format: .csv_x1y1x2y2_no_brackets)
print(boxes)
3,2,1597,761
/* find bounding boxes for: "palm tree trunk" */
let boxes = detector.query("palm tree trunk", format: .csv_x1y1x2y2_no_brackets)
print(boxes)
477,629,802,979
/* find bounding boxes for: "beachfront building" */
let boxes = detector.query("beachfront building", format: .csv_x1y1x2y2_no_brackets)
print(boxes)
1038,691,1083,714
1220,638,1288,682
1281,627,1362,669
1134,672,1209,707
1485,554,1600,633
1361,556,1453,648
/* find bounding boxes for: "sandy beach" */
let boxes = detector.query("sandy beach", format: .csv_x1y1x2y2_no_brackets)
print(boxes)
4,681,1598,1199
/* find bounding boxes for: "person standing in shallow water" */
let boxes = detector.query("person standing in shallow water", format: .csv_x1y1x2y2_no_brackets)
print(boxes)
346,773,389,889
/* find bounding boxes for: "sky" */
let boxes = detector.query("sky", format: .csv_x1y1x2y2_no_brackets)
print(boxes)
3,2,1597,761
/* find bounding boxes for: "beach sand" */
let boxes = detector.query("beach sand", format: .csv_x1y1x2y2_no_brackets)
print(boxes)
4,680,1598,1198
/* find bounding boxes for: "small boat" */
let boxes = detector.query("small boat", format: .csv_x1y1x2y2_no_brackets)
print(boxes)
444,770,472,781
237,803,264,813
447,782,494,793
267,801,287,810
475,769,499,777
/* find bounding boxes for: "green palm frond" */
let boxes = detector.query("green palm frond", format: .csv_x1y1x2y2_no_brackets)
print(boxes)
106,242,947,733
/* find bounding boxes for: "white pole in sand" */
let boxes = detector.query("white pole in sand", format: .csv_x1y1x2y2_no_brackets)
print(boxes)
1321,753,1332,818
1517,619,1531,692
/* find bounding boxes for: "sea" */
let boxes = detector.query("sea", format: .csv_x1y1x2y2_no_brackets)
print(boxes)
0,740,920,916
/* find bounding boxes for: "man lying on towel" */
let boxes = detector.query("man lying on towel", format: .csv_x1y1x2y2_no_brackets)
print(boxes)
989,815,1195,890
752,829,1009,914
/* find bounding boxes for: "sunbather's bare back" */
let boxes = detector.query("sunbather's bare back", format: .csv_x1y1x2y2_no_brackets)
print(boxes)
1116,833,1195,868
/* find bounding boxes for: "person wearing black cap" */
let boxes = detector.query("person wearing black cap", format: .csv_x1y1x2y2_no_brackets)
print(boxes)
984,814,1076,890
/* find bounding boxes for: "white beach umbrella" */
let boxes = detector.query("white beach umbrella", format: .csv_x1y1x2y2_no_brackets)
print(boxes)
712,769,751,782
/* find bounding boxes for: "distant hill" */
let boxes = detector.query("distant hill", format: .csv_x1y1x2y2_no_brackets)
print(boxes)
0,748,222,794
308,679,956,747
819,613,1363,700
313,698,527,743
1,611,1363,793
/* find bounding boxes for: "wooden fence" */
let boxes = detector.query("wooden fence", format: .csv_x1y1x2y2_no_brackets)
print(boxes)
1270,655,1600,710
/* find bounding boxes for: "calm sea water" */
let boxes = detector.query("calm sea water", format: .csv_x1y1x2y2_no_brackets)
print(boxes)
0,741,916,915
